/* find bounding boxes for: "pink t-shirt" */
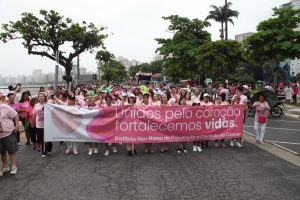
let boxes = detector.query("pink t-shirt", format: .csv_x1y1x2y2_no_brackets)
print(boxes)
201,102,214,107
8,102,20,112
33,103,45,129
152,101,161,106
19,100,30,119
0,104,17,138
186,100,193,106
253,101,270,121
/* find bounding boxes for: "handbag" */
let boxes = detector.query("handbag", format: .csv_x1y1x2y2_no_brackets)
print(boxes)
257,115,267,123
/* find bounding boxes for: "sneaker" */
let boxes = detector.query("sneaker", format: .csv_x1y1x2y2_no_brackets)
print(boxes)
235,141,242,148
10,166,17,175
196,146,202,152
193,145,197,152
2,166,10,173
177,150,181,154
93,148,98,154
65,147,71,154
41,154,48,158
17,143,21,148
104,150,110,156
88,148,93,156
215,142,219,148
183,149,188,153
230,140,234,147
25,141,30,146
112,146,117,153
73,150,78,155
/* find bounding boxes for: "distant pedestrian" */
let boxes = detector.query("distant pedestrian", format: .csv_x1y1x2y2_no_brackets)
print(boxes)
292,84,299,104
253,93,270,144
284,85,293,104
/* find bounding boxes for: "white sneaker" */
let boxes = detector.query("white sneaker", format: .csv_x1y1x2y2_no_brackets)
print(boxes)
183,149,188,153
93,148,98,154
10,166,17,175
2,166,10,173
235,141,242,148
65,147,71,154
259,140,264,144
215,142,219,148
104,150,110,156
193,145,197,152
197,146,202,152
88,148,93,156
112,146,117,153
230,140,234,147
73,149,78,155
177,150,181,154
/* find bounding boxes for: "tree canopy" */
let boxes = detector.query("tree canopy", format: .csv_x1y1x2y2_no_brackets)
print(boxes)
0,10,108,82
155,15,211,82
101,60,128,83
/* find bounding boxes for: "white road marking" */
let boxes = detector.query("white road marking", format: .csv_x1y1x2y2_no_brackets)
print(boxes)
244,125,300,132
265,140,300,146
246,118,299,123
243,130,299,155
271,143,299,155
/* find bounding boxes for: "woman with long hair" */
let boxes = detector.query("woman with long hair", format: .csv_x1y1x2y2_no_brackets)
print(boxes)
160,93,169,153
19,91,31,146
33,92,52,158
142,93,154,154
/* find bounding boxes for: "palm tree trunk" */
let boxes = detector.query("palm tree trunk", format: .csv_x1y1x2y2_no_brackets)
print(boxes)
225,0,228,40
221,21,224,40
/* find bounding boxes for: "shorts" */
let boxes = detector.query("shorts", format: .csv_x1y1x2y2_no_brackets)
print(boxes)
0,133,18,155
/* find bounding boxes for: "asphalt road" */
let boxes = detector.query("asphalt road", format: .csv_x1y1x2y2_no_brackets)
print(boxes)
245,116,300,156
1,141,300,199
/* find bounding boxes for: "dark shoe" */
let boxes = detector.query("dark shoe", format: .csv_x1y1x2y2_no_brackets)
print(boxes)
59,141,64,145
127,151,133,156
25,141,30,146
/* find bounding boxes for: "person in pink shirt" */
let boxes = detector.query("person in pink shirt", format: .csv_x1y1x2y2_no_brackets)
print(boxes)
7,93,21,147
33,92,52,158
185,93,193,106
27,98,38,150
126,94,137,156
19,91,31,146
0,92,19,175
151,93,161,106
170,86,180,105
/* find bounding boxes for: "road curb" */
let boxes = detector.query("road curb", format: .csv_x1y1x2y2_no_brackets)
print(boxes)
284,113,300,119
243,131,300,168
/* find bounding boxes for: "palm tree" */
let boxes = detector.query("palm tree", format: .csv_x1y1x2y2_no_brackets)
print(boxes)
206,2,239,40
206,5,224,40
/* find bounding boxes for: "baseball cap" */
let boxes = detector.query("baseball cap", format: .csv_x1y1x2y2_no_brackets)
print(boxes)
203,93,209,97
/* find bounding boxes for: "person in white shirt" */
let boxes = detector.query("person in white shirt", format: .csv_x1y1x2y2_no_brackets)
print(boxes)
284,85,294,104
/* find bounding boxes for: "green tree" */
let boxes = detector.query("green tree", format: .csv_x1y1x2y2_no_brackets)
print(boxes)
96,50,115,65
206,2,239,40
0,10,107,83
197,40,243,81
101,61,128,83
155,15,211,82
243,6,300,82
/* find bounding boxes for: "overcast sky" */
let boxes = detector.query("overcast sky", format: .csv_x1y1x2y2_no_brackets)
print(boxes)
0,0,288,77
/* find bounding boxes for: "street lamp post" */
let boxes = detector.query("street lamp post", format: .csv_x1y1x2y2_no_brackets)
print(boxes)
54,50,59,95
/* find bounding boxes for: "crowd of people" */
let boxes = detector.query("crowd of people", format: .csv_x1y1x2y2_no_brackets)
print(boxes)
0,80,298,176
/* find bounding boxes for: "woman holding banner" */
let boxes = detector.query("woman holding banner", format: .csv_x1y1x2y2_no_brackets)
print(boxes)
214,96,226,148
230,94,247,148
142,93,154,154
104,95,118,156
159,93,169,153
86,96,99,156
177,97,188,153
126,94,137,156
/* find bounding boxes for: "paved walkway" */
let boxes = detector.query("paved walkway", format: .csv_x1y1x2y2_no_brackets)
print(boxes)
1,142,300,200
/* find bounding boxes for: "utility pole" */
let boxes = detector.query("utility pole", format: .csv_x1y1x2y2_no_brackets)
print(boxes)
225,0,228,40
77,55,80,84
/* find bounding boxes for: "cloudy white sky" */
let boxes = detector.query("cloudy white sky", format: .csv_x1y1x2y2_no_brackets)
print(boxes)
0,0,288,77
